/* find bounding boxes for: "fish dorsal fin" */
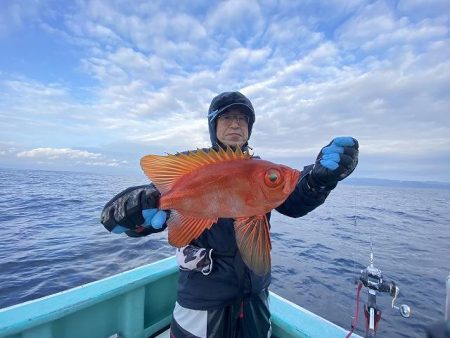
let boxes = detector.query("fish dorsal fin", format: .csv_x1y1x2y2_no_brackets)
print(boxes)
234,215,272,276
167,210,217,247
140,146,251,194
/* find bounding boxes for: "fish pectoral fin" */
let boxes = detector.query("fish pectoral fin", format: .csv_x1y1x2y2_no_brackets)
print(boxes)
167,210,217,247
234,215,272,276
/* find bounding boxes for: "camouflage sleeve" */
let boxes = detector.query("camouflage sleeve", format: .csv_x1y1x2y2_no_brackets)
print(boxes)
100,184,167,237
175,245,214,275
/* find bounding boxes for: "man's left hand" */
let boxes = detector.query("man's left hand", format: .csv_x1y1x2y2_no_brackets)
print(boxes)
310,137,359,189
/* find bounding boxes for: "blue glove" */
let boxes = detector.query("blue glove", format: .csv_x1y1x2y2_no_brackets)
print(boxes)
101,185,168,236
142,208,167,229
112,209,167,233
309,137,359,189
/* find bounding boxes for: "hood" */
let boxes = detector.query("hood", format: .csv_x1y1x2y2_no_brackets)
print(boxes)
207,91,255,148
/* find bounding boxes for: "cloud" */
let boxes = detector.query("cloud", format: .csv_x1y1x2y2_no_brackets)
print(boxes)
218,47,272,80
397,0,450,18
0,1,42,38
0,142,17,156
127,116,210,151
81,47,179,85
335,1,449,52
58,2,214,70
16,148,126,167
205,0,264,41
0,76,109,149
1,0,449,181
3,77,67,99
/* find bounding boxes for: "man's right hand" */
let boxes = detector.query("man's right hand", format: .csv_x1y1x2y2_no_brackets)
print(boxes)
100,184,167,236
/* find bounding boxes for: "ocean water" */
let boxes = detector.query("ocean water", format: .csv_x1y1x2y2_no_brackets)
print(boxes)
0,168,448,338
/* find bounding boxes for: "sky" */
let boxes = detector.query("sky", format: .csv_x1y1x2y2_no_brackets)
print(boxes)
0,0,449,182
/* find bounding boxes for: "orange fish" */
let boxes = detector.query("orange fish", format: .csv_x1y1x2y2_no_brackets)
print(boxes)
140,146,301,275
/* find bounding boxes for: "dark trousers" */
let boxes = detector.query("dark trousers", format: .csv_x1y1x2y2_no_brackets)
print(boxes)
170,289,271,338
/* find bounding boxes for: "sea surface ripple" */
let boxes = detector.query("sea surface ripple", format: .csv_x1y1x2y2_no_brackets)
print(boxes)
0,168,448,338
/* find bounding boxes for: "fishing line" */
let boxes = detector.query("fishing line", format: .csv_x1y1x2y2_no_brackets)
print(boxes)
350,161,363,284
349,167,365,330
352,192,358,274
347,191,358,329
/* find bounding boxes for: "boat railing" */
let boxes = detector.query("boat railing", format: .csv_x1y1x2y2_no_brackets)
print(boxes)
0,256,179,338
0,256,360,338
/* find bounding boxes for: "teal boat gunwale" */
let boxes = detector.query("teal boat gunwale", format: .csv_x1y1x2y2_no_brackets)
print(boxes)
0,256,178,337
269,292,361,337
0,256,360,338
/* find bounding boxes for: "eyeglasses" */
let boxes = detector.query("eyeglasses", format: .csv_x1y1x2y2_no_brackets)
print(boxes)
217,114,249,125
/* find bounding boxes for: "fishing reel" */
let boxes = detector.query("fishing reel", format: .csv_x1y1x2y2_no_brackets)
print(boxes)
347,254,411,338
359,260,411,318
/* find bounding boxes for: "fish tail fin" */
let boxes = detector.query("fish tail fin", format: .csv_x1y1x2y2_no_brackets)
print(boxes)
234,215,272,276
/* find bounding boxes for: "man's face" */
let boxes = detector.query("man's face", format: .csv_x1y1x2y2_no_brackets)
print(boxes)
215,108,249,147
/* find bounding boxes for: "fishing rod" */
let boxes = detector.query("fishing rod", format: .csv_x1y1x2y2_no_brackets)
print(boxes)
346,252,411,338
426,274,450,337
447,275,450,322
347,193,411,337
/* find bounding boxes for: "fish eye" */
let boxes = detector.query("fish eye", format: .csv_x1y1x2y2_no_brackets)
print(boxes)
264,169,283,187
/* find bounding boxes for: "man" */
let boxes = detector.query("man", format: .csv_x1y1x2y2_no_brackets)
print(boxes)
101,91,359,337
